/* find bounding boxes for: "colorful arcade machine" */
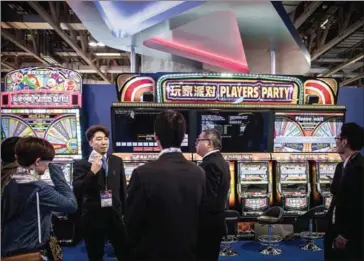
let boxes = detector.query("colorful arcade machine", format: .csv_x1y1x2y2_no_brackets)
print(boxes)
114,73,345,222
1,67,83,186
273,110,345,216
237,153,273,216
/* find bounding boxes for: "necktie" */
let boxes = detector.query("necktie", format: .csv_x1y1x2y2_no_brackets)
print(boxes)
101,157,107,174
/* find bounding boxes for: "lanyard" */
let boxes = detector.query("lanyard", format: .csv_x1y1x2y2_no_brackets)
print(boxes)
102,157,109,190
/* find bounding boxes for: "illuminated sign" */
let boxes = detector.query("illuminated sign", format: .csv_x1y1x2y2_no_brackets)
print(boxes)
1,91,81,108
166,81,295,103
114,153,193,161
271,153,341,162
116,73,339,105
3,67,82,108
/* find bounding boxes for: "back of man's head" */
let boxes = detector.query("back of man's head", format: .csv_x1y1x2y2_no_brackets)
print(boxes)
154,110,186,149
1,137,22,163
15,137,55,167
340,122,364,151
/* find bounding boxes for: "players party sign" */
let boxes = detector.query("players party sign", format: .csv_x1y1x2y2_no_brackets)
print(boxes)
116,73,339,105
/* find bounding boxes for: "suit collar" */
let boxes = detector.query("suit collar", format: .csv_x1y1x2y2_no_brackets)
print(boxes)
202,150,220,160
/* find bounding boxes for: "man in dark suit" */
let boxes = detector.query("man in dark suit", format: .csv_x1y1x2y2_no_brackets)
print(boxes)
195,129,231,261
125,110,206,260
324,159,344,261
72,125,128,261
327,123,364,261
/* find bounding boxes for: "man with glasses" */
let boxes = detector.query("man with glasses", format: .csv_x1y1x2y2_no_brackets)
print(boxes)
195,129,230,261
325,123,364,261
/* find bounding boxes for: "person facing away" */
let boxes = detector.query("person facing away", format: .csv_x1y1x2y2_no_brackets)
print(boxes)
1,137,77,260
326,122,364,261
125,110,206,261
195,129,231,261
1,137,22,196
72,125,128,261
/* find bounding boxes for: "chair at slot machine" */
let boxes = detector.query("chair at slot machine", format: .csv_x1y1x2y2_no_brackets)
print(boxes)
298,205,326,251
219,210,240,257
256,206,284,255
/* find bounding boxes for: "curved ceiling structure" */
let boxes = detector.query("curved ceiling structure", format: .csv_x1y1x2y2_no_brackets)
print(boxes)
67,1,311,74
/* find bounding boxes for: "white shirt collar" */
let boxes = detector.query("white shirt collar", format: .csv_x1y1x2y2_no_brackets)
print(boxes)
202,150,220,160
158,147,182,158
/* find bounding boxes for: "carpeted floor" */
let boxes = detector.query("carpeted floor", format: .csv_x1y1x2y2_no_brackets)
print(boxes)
63,239,324,261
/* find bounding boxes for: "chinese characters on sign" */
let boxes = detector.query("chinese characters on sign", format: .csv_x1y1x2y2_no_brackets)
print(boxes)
166,81,295,103
11,93,71,106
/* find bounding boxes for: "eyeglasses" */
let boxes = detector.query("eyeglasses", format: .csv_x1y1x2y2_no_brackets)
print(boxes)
195,138,210,144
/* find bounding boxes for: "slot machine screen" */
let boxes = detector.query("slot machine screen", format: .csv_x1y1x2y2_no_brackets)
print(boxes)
318,163,336,184
1,109,82,156
274,112,344,152
238,162,268,184
112,108,189,152
40,163,73,186
124,162,145,183
196,110,270,152
279,162,307,184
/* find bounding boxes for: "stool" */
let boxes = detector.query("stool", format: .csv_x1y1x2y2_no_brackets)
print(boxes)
257,206,284,255
299,205,326,251
219,210,240,257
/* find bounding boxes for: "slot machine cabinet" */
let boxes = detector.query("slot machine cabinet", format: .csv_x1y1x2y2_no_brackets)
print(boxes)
237,153,272,216
273,154,310,216
1,67,83,245
313,154,341,210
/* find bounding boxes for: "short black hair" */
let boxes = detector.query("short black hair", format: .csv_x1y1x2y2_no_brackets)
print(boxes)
86,125,110,141
340,122,364,151
15,137,55,167
154,110,186,149
1,137,22,163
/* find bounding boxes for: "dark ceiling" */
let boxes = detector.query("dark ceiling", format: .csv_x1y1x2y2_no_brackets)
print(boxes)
1,1,364,86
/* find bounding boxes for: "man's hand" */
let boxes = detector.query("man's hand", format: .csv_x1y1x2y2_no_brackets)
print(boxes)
334,235,348,249
91,156,102,174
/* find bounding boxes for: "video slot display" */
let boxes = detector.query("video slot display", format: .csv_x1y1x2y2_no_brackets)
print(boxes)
1,109,82,156
279,163,307,184
318,163,336,184
238,162,268,184
196,110,270,152
274,112,344,153
112,109,189,152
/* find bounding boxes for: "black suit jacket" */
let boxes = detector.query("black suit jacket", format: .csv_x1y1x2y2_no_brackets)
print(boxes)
72,154,127,216
199,151,230,235
333,153,364,254
125,152,205,260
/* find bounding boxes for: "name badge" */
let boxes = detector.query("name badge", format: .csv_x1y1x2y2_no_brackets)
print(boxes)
100,190,112,208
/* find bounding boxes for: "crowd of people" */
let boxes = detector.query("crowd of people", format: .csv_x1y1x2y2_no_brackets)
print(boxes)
1,110,363,261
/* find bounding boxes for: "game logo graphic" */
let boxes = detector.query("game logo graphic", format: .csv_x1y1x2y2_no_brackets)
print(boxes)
2,67,82,108
274,112,344,153
1,109,81,156
116,73,339,105
279,162,307,184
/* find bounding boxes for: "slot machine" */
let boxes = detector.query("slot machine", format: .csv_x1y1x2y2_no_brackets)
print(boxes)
1,67,83,185
1,67,83,244
274,157,310,216
237,153,273,216
313,153,342,210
